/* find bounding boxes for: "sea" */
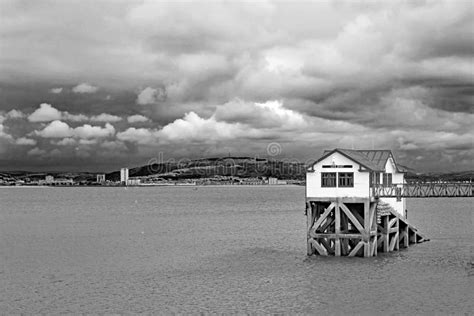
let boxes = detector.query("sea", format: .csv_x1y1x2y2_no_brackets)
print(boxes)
0,186,472,314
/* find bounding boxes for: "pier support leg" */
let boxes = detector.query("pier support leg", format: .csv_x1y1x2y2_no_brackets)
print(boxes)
363,200,372,257
306,202,315,256
381,215,389,252
307,198,383,257
400,223,409,248
307,198,429,257
335,205,341,256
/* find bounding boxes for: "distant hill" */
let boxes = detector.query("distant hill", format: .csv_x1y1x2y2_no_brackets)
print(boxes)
107,160,473,183
106,157,307,181
405,170,474,183
1,159,472,183
106,157,473,183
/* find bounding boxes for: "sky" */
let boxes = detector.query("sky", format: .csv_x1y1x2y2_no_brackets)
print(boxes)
0,0,472,172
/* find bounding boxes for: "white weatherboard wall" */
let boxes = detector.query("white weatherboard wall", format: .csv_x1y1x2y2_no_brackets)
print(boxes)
379,156,406,216
307,153,370,198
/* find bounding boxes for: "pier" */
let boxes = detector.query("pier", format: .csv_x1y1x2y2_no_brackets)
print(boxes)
373,182,472,198
305,148,468,258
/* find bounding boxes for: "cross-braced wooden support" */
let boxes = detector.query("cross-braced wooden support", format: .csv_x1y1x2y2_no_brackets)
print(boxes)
377,208,428,253
377,211,399,252
306,198,429,257
306,198,378,257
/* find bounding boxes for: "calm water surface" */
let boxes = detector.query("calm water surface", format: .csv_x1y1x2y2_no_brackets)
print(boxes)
0,186,472,314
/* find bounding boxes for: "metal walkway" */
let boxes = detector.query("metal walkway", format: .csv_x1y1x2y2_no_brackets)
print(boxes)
373,182,473,198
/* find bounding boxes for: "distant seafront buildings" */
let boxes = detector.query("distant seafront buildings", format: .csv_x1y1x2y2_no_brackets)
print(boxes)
119,168,142,186
96,174,106,183
1,153,472,187
0,172,294,186
120,168,129,185
38,175,73,186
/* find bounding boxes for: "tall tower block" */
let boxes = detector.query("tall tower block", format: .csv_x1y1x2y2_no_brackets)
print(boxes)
120,168,129,185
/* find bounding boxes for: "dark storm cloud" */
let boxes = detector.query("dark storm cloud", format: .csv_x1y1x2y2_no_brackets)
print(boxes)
400,80,474,113
0,0,472,172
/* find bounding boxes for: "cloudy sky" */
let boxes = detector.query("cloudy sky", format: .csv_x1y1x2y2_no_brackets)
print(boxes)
0,0,472,172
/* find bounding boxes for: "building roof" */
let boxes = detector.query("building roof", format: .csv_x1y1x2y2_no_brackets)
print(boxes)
316,149,399,172
353,150,392,170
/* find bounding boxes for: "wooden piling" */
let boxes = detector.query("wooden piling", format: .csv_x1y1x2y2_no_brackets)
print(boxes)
306,197,428,257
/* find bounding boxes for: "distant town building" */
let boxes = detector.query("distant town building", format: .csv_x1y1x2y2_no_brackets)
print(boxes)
120,168,129,185
127,178,141,186
268,177,287,185
39,176,73,186
53,178,74,185
96,174,106,183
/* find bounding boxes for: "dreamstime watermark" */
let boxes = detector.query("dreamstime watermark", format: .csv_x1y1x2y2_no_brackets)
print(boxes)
266,142,282,156
142,143,316,178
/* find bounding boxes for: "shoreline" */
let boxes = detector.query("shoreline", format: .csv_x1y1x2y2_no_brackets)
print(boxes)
0,184,304,188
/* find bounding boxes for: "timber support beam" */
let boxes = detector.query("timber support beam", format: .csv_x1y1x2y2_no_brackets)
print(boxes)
306,198,428,258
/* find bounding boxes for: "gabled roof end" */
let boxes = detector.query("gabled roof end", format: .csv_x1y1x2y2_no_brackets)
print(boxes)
312,148,399,172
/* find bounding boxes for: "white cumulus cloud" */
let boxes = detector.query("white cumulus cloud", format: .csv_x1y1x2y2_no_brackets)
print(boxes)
6,109,26,119
73,123,115,139
90,113,122,122
117,127,158,145
28,103,62,122
62,112,89,122
53,138,77,146
136,87,166,105
27,103,124,124
35,120,74,138
15,137,37,145
127,114,149,123
72,83,99,94
36,121,116,140
79,139,98,145
0,122,12,140
49,87,63,94
157,112,250,142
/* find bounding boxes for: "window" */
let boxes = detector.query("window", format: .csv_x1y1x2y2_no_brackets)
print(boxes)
370,172,381,187
321,172,336,187
338,172,354,187
383,173,392,186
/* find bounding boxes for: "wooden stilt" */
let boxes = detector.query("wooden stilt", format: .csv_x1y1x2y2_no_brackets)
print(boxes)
410,230,414,244
381,215,389,252
369,202,377,232
306,197,427,257
339,203,364,233
363,200,371,257
320,238,333,255
340,210,349,255
310,239,327,256
335,204,341,256
307,202,314,256
401,224,409,248
312,203,336,232
348,240,364,257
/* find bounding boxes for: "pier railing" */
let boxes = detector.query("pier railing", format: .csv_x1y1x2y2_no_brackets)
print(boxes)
372,182,473,198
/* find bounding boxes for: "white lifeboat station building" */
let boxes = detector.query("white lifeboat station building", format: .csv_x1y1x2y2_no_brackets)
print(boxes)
307,149,406,215
305,149,425,257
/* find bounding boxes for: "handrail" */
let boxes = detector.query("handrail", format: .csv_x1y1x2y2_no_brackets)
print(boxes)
372,182,473,198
